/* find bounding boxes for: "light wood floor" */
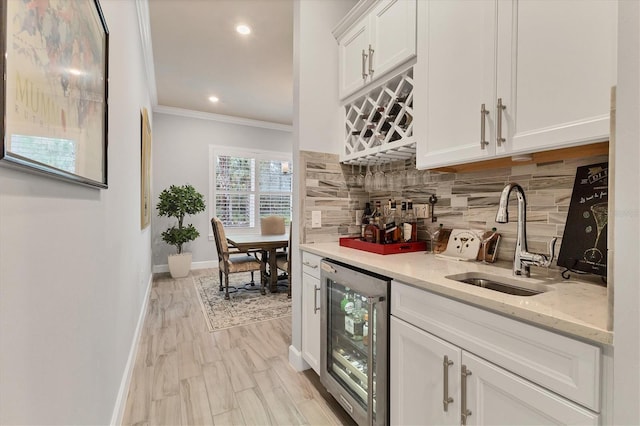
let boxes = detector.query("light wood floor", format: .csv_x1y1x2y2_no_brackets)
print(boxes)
122,269,354,426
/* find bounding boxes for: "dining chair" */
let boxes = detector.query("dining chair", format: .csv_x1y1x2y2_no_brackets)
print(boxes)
276,222,292,298
211,217,263,300
261,216,286,235
259,215,286,282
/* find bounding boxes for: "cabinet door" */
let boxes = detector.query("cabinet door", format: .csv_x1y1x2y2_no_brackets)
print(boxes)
338,18,371,100
390,316,461,426
497,0,617,155
302,272,321,374
462,352,599,426
416,0,497,169
369,0,416,82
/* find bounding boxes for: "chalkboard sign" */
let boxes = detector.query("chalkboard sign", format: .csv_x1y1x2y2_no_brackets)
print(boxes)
557,162,608,277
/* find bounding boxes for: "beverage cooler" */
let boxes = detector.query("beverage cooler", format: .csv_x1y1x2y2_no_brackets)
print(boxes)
320,259,390,426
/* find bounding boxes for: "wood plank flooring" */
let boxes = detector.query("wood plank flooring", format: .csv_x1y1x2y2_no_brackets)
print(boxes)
122,269,354,425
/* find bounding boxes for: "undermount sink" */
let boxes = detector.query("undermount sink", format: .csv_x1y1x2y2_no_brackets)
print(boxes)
446,272,548,297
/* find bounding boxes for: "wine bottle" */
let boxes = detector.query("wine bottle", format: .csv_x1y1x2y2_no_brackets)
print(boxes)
405,199,418,242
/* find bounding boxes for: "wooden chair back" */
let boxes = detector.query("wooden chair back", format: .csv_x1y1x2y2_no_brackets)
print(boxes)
211,217,230,263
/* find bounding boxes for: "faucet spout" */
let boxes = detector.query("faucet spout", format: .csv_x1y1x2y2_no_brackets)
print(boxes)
496,183,556,277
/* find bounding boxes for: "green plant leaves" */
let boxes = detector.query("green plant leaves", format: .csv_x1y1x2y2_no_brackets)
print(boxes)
161,225,200,254
157,184,206,254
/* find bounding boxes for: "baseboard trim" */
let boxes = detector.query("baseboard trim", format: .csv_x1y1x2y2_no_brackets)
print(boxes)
110,273,153,426
152,260,217,274
288,344,310,372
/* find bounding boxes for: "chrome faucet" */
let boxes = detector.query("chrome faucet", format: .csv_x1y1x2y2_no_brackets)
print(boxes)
496,183,557,277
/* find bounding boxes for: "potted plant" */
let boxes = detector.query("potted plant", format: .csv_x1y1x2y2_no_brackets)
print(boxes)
157,184,206,278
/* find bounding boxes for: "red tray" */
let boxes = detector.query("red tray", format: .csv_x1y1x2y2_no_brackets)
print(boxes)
339,237,427,255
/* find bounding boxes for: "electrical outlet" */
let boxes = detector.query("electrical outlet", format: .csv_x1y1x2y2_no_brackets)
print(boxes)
414,204,429,219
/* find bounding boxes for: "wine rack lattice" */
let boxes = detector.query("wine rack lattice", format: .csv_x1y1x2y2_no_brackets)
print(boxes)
341,68,415,165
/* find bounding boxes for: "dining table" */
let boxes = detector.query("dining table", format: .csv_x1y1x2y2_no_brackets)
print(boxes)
226,233,289,293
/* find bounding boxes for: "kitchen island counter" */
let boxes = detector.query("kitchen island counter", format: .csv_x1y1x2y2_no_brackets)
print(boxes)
300,242,612,345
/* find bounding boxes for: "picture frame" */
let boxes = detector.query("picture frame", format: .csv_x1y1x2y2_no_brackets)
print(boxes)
140,107,151,229
0,0,109,188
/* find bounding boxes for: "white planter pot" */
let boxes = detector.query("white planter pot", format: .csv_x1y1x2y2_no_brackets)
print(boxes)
168,252,192,278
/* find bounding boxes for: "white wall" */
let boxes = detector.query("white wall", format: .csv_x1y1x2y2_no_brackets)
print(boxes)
290,0,356,369
151,111,293,270
613,0,640,423
0,1,152,424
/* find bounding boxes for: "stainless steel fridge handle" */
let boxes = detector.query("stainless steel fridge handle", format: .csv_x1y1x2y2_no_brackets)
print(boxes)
366,295,384,425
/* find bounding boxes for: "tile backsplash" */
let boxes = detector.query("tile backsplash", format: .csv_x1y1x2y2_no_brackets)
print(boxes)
300,150,609,265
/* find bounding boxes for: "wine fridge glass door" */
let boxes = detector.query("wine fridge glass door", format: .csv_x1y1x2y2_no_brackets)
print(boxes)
320,259,389,426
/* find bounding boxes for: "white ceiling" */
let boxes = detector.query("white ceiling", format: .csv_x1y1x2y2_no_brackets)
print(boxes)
148,0,294,126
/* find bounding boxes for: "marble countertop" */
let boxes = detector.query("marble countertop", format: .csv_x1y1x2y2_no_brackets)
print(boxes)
300,242,612,345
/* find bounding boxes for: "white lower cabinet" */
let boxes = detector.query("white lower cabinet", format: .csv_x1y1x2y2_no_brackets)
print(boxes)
391,317,598,425
301,252,322,374
391,282,601,425
463,351,598,426
391,316,460,425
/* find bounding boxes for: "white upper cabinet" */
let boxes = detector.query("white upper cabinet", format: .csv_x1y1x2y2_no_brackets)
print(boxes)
416,0,617,170
336,0,417,101
338,19,372,100
498,0,617,155
414,0,497,168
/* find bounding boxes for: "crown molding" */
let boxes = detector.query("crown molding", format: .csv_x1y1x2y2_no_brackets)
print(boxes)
153,105,294,132
135,0,158,106
332,0,377,40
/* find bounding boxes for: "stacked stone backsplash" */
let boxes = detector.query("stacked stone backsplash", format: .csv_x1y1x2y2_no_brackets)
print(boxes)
301,149,609,266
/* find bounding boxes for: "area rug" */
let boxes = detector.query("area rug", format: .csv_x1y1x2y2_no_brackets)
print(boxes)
193,272,291,332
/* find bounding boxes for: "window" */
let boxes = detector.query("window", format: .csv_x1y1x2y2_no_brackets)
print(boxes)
210,146,292,235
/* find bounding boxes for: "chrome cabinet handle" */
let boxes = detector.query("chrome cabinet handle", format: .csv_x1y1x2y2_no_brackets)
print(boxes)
443,355,454,412
461,365,472,425
496,98,506,147
362,49,368,80
368,44,375,76
313,285,320,313
302,261,318,268
480,104,489,149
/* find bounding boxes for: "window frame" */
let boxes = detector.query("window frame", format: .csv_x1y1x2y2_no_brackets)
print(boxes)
209,145,292,238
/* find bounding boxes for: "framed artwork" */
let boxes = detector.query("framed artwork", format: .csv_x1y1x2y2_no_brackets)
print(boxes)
0,0,109,188
140,107,151,229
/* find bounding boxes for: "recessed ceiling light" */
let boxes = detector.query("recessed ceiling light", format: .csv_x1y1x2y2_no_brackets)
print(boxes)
236,24,251,35
208,96,219,103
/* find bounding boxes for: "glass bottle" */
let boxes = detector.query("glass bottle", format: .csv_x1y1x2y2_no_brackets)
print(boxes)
404,199,418,242
345,295,364,340
361,203,372,239
362,312,369,346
